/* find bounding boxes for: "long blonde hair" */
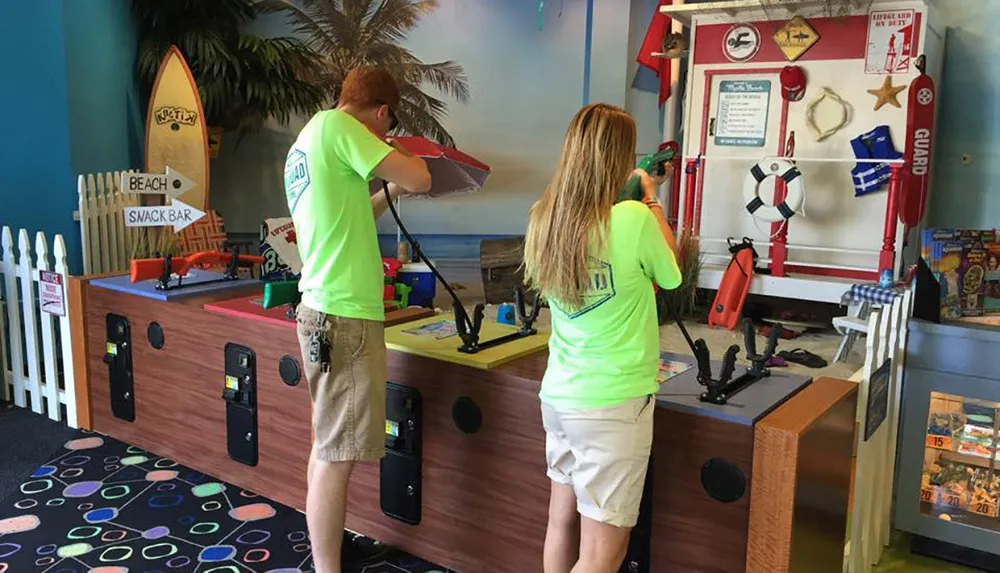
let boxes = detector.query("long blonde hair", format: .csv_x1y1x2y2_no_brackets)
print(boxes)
523,103,637,310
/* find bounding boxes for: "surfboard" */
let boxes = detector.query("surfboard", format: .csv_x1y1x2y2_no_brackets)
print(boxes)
144,45,210,211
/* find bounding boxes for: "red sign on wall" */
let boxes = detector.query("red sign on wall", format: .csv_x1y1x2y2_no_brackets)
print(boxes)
865,10,918,74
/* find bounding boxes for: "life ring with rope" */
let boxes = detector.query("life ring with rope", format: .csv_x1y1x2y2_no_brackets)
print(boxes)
742,158,804,223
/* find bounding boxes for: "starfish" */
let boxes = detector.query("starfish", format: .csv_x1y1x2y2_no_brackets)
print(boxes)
867,76,907,111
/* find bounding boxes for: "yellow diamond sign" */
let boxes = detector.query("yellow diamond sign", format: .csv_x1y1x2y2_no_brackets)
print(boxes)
773,16,819,62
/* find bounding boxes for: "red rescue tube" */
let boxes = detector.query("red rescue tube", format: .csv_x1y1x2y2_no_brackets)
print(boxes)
708,239,757,331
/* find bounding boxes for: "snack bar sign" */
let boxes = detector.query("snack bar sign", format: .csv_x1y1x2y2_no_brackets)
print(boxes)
865,10,917,74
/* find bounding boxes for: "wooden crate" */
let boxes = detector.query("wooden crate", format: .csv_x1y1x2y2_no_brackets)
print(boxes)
480,237,525,304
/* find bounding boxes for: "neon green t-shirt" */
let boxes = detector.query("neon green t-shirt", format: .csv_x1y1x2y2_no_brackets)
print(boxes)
539,201,682,410
284,109,393,321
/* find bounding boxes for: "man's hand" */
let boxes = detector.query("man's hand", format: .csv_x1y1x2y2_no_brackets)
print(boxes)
385,182,405,200
372,181,406,219
387,138,413,158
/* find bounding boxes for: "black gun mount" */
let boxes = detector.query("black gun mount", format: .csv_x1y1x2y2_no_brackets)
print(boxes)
456,286,542,354
676,317,782,405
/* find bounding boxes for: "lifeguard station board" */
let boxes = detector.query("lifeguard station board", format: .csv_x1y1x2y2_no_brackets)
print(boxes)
92,271,259,302
384,313,549,370
145,46,210,211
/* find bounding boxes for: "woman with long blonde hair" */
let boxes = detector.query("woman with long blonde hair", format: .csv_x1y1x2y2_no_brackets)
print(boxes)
524,103,681,573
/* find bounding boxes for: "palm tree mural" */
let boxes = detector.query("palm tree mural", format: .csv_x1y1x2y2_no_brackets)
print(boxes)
259,0,470,147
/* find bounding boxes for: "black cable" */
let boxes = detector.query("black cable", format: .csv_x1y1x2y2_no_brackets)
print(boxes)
382,181,473,333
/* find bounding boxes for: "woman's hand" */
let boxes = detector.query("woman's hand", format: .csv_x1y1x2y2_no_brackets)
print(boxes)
633,168,665,201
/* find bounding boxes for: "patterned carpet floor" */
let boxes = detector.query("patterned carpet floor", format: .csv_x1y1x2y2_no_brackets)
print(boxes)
0,430,450,573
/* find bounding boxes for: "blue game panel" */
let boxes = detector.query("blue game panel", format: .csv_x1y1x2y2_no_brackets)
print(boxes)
91,270,261,302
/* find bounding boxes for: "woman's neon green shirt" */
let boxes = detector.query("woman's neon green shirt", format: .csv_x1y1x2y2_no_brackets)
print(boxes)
539,201,682,410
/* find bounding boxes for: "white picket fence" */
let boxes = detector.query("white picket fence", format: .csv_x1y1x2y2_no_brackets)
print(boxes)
77,170,140,275
845,288,914,573
0,227,77,427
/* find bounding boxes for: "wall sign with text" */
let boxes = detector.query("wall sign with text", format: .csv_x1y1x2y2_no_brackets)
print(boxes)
714,80,771,148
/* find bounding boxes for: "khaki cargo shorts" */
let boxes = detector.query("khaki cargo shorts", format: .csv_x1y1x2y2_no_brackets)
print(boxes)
296,305,386,462
541,395,655,528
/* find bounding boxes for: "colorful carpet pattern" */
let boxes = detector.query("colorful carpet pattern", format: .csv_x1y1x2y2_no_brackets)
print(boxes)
0,431,451,573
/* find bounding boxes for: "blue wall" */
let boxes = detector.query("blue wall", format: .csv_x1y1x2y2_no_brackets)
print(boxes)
0,0,78,271
64,0,144,178
927,0,1000,229
0,0,140,275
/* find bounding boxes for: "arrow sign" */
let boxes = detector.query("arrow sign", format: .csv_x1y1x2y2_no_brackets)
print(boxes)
121,166,194,199
124,199,206,232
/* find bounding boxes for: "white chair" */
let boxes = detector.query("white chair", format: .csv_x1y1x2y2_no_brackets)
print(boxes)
833,301,871,363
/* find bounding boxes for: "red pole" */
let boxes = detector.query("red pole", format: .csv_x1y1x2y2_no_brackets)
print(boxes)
879,164,904,277
683,159,698,234
669,155,682,227
769,133,795,278
693,162,705,236
769,178,788,278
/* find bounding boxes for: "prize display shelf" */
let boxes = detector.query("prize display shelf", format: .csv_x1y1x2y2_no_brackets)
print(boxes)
920,392,1000,528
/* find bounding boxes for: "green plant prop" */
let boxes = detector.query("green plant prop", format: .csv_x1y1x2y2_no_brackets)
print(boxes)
134,0,327,137
657,232,703,324
259,0,470,147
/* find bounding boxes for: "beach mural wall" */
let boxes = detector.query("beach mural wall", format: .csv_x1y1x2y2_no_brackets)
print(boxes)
210,0,668,260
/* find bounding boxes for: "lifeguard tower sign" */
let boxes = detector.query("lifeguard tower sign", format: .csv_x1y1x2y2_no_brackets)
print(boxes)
865,9,917,74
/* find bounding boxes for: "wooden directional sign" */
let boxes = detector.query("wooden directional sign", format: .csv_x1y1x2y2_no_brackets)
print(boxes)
121,166,194,199
124,199,205,232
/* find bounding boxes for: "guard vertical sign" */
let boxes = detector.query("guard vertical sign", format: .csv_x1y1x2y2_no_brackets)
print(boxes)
900,64,936,226
39,271,65,316
865,10,917,74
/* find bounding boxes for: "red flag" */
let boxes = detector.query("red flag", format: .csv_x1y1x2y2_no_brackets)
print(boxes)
637,0,674,106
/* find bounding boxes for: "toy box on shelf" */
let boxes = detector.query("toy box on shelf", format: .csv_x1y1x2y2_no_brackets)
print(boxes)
660,0,945,303
920,228,1000,320
260,217,300,282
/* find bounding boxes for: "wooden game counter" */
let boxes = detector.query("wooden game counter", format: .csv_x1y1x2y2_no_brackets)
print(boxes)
70,273,858,573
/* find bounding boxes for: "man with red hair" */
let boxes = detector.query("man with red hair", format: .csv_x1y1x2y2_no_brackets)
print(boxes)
285,66,431,572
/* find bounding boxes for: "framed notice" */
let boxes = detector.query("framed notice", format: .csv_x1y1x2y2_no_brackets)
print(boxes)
864,359,891,441
865,10,917,74
714,80,770,147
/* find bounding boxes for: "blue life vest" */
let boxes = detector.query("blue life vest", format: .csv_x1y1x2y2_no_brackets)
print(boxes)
850,125,902,197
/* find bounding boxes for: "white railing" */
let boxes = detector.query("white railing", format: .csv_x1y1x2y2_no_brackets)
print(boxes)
77,170,139,275
0,227,77,427
845,288,913,573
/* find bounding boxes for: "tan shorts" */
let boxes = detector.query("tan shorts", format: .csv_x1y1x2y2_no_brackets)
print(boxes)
296,305,386,463
541,395,655,528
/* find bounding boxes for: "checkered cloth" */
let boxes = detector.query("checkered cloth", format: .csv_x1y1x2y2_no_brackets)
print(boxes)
841,283,904,306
